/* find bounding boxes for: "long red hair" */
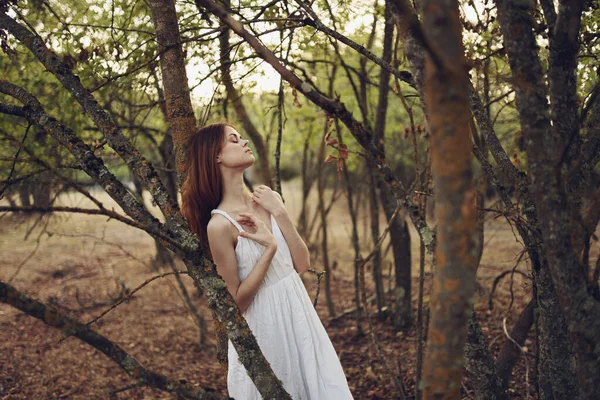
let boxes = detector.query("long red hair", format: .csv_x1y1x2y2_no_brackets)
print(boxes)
181,122,234,250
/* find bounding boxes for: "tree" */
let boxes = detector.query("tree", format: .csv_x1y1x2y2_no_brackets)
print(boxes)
2,0,599,398
0,3,292,397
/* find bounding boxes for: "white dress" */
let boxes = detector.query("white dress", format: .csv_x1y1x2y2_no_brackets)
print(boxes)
210,209,354,400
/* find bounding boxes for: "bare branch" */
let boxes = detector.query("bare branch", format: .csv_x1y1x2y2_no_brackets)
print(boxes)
0,280,227,400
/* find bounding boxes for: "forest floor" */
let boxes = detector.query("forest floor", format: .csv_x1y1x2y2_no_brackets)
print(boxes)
2,178,591,399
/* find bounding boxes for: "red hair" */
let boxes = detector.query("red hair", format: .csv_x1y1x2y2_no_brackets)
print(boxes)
181,122,234,250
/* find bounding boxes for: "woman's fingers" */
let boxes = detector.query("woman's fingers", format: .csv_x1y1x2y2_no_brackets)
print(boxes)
254,185,270,194
238,212,264,228
238,212,257,222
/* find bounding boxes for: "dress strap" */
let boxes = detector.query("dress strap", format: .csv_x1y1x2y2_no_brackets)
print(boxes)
211,209,244,232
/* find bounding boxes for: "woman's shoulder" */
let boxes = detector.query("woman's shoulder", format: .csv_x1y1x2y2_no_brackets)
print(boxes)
207,212,235,236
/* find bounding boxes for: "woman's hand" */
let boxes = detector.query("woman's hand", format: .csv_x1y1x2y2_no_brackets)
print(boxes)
237,212,278,249
251,185,286,217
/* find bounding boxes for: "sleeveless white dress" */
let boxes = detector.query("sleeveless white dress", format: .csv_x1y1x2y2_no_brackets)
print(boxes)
210,209,354,400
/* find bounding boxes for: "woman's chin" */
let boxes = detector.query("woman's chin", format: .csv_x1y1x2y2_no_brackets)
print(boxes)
241,157,255,169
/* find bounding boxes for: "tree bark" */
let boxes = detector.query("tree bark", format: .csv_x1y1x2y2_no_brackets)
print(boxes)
495,2,600,397
147,62,180,271
474,141,579,400
419,1,478,398
464,311,508,400
381,185,413,330
147,0,197,187
297,130,316,237
544,1,585,246
371,1,413,324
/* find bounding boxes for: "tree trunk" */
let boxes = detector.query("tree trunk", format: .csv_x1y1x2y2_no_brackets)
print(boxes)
368,168,385,315
370,1,396,319
31,180,52,207
495,299,535,390
464,310,508,400
420,1,478,398
297,130,315,237
476,153,579,399
147,0,196,187
18,182,31,207
337,120,364,336
535,258,578,400
496,2,600,396
380,184,412,330
317,123,336,318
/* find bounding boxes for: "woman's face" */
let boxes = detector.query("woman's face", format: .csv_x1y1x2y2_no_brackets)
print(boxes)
216,126,254,170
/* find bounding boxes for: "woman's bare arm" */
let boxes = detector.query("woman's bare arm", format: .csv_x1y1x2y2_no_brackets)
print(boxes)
207,215,277,313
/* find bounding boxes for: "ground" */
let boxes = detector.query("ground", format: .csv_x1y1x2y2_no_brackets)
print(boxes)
0,178,577,399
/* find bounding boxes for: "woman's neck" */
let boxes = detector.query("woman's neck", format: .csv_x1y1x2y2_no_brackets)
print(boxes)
219,170,252,211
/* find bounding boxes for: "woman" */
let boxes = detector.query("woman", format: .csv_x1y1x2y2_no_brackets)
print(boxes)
181,122,354,399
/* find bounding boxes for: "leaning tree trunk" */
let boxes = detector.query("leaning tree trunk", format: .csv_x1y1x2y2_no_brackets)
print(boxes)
419,1,479,398
495,299,535,391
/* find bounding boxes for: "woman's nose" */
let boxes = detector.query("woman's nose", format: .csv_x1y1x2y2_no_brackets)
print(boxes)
243,139,249,146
